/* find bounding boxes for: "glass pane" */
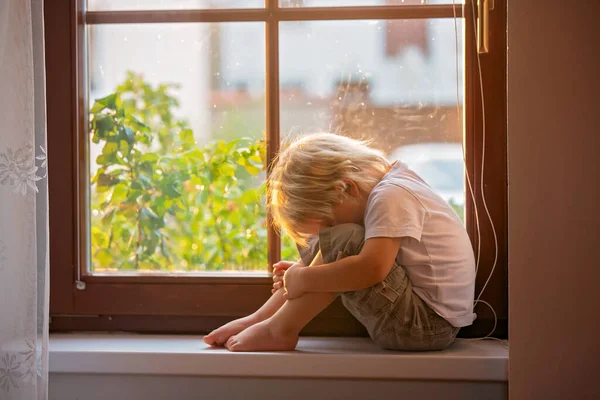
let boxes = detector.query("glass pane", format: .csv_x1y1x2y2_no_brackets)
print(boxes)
280,0,464,7
279,18,465,231
87,23,267,273
88,0,264,11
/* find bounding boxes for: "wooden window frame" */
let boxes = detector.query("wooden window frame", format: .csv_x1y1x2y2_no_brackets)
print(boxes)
47,0,507,338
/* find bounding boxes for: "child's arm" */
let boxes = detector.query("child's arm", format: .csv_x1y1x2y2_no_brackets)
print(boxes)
284,237,401,297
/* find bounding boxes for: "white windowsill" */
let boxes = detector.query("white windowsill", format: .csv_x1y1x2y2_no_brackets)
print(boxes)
49,334,507,381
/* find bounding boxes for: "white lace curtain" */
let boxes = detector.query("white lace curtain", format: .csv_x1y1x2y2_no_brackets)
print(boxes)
0,0,49,399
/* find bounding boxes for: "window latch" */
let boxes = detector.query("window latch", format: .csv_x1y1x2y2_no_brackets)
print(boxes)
477,0,494,54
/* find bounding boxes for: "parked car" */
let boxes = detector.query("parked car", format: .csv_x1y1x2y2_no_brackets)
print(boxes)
388,142,465,206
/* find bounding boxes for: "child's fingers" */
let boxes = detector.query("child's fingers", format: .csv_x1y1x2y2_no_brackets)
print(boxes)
272,270,284,283
273,261,294,270
272,281,283,291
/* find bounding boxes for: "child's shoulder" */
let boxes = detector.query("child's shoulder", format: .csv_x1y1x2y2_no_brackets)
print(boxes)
372,164,428,199
371,179,417,198
368,162,443,210
368,178,426,212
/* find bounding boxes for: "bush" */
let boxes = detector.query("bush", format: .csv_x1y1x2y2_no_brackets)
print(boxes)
90,72,296,272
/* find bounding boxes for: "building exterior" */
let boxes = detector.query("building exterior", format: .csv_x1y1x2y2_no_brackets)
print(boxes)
89,0,464,155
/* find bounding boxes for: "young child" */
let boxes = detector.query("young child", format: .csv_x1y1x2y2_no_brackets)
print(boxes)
203,133,476,352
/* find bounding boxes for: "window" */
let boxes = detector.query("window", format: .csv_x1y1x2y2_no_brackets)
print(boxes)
47,0,506,338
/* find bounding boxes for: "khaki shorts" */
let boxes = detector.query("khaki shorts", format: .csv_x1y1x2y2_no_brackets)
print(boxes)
298,223,459,351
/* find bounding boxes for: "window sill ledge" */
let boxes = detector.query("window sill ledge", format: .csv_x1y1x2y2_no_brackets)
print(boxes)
49,334,508,382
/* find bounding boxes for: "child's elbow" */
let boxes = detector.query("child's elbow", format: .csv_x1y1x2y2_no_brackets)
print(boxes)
354,254,392,288
371,262,393,285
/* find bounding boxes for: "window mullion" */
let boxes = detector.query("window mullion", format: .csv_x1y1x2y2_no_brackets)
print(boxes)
84,5,462,25
266,0,280,272
274,5,462,21
84,9,270,24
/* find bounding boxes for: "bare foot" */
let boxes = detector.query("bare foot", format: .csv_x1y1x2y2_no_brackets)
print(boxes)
203,316,257,347
225,320,299,352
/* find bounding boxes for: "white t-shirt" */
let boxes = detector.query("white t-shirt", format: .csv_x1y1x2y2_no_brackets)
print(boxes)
364,161,476,327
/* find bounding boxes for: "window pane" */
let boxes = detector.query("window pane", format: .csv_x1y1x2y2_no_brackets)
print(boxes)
88,0,264,11
87,23,267,273
279,18,465,228
279,0,464,7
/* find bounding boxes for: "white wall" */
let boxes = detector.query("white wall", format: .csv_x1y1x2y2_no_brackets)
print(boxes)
508,1,600,399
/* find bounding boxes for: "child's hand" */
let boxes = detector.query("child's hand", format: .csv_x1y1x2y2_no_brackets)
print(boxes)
272,261,295,294
283,263,307,299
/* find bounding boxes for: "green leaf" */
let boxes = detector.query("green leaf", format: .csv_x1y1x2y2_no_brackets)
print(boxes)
91,131,101,144
96,154,107,165
184,148,206,161
95,249,114,267
205,247,219,265
138,172,153,189
218,162,236,177
179,129,195,146
130,181,143,191
123,126,135,140
162,182,182,199
240,189,260,204
140,153,159,164
119,226,133,242
243,164,260,175
95,115,115,134
91,226,109,248
102,142,119,156
128,116,148,131
200,190,209,204
119,140,131,154
107,168,126,177
91,93,118,112
160,238,170,260
97,173,119,187
111,183,129,204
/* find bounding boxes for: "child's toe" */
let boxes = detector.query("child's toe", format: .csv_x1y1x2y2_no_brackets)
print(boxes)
225,336,237,350
203,333,216,345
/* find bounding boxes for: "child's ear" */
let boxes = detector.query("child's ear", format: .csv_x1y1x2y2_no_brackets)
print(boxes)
342,179,360,197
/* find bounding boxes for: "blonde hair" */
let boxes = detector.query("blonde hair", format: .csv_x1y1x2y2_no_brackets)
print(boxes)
268,133,390,246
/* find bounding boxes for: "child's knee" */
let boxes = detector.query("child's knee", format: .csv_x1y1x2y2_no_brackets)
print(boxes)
319,223,365,262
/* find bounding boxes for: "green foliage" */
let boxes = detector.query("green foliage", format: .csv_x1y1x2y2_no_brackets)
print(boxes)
90,71,296,272
448,198,465,222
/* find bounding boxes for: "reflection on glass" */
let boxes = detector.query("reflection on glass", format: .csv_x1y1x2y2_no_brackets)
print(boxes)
88,0,264,11
87,23,267,273
279,18,465,222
